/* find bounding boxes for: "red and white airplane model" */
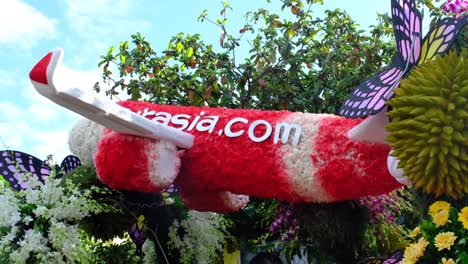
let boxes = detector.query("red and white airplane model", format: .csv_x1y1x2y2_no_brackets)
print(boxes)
29,48,407,212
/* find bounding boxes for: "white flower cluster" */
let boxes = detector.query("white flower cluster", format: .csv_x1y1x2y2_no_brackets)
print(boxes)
0,188,21,227
0,173,104,263
167,210,230,264
141,239,158,264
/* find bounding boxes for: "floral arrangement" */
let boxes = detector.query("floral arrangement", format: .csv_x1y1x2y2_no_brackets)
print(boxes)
402,201,468,264
1,0,465,262
0,170,108,263
0,165,162,264
267,202,300,242
167,210,231,264
359,189,414,257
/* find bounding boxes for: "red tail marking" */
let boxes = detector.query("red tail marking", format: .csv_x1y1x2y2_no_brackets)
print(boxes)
29,52,53,85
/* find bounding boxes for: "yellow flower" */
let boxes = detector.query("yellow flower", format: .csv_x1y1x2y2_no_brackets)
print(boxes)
409,226,421,238
459,207,468,230
429,201,451,217
403,237,429,264
441,258,456,264
433,210,450,227
434,232,457,251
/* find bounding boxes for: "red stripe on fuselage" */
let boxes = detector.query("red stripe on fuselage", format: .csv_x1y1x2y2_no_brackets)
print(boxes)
313,117,402,200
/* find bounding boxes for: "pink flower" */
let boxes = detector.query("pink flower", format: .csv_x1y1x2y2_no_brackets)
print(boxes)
442,0,468,17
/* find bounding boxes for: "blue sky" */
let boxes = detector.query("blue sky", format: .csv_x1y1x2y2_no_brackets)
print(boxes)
0,0,396,162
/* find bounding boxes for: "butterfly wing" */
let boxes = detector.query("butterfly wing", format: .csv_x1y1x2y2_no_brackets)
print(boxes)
0,150,51,191
356,257,382,264
382,250,404,264
163,184,178,195
339,64,405,118
419,16,468,65
391,0,423,69
60,155,82,175
161,184,178,201
128,222,147,256
340,0,421,118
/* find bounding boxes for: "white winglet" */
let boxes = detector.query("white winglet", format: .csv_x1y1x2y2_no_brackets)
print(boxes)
29,48,194,149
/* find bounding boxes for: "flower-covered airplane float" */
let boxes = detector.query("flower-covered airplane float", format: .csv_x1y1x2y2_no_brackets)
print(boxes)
19,0,468,212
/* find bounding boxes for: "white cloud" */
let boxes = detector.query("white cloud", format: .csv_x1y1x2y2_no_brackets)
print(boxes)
0,102,22,118
0,121,26,147
63,0,151,67
0,71,17,87
0,0,56,47
65,0,132,33
30,129,72,162
0,107,78,162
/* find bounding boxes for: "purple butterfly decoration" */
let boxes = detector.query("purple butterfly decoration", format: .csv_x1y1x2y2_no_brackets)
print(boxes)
0,150,81,191
382,250,403,264
161,184,178,197
339,0,468,118
357,250,403,264
128,217,147,256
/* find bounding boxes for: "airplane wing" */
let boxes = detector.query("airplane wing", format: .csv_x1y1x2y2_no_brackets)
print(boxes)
29,48,194,149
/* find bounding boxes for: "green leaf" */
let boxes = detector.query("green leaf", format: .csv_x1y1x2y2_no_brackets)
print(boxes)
286,29,295,39
185,47,194,58
176,42,184,53
459,251,468,264
425,0,435,9
458,237,467,245
0,175,10,188
119,54,126,64
118,41,129,50
106,46,114,56
98,60,107,67
197,10,208,22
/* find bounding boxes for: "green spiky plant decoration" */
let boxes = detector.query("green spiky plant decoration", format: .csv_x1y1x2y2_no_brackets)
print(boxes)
387,50,468,199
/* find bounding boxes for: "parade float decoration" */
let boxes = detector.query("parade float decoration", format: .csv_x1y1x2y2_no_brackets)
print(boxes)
26,0,467,213
29,46,402,213
0,0,464,263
